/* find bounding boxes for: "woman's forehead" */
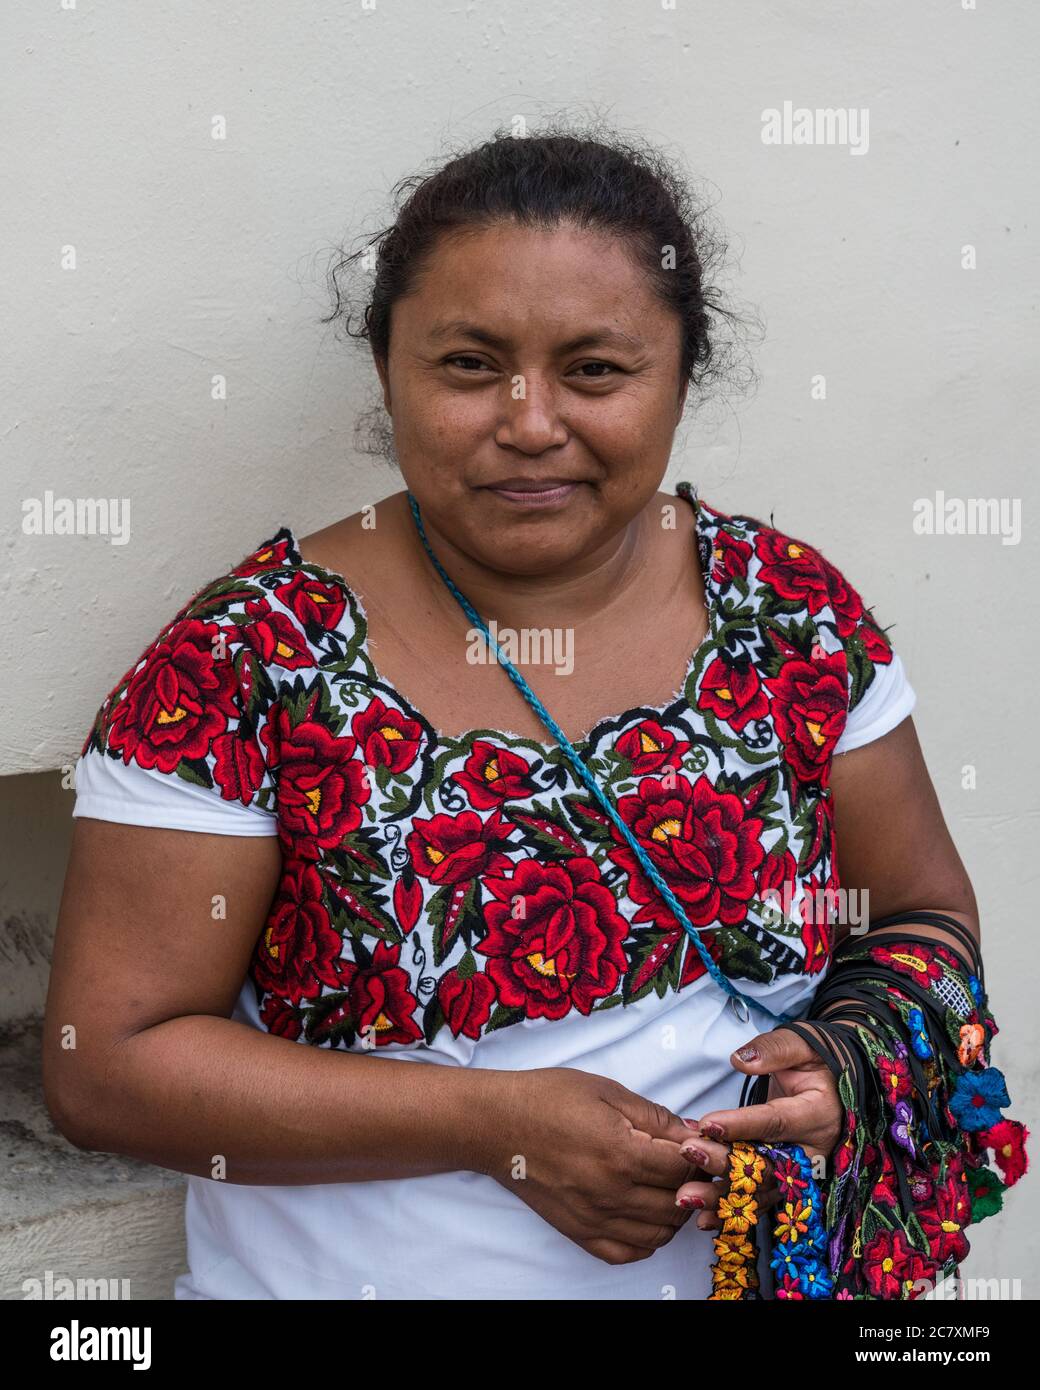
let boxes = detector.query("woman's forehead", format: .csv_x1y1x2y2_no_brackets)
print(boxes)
397,227,667,331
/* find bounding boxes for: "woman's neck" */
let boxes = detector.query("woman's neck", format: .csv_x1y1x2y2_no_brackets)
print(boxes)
395,490,664,634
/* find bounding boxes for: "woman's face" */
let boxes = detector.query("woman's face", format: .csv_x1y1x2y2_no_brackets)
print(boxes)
374,219,688,576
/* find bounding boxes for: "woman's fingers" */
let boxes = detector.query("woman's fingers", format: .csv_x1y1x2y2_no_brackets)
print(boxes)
689,1091,837,1155
674,1130,780,1230
687,1173,781,1230
677,1128,731,1175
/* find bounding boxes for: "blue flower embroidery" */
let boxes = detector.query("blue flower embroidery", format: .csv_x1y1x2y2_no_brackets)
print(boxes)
949,1067,1010,1131
908,1007,932,1059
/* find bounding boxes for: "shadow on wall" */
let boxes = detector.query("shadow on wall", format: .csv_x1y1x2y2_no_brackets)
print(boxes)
0,770,185,1301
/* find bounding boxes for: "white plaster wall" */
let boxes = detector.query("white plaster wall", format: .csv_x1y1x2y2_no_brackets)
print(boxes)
1,0,1036,1298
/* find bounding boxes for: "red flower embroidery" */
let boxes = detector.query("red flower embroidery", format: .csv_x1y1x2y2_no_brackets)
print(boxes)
407,808,514,886
919,1171,971,1266
451,740,535,809
81,496,905,1059
710,530,753,585
253,860,344,1006
338,940,423,1046
755,533,832,614
979,1119,1029,1186
614,719,690,775
699,652,770,733
232,535,296,577
107,617,240,775
758,847,798,909
765,647,849,785
811,551,868,639
235,597,316,671
265,707,370,855
477,856,630,1020
438,961,498,1039
274,571,348,631
879,1053,913,1106
351,696,423,774
260,994,304,1040
797,872,834,976
869,943,944,985
863,1228,934,1299
609,774,766,930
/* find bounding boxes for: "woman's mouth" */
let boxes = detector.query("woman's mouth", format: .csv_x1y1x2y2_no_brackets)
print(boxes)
484,481,582,507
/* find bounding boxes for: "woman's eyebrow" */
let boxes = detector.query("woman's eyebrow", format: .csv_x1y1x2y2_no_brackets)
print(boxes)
427,319,646,353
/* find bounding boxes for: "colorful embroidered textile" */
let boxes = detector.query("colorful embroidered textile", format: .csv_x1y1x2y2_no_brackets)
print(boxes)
708,1141,832,1300
709,911,1029,1300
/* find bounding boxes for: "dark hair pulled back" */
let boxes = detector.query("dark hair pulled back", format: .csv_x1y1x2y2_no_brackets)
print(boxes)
322,118,757,460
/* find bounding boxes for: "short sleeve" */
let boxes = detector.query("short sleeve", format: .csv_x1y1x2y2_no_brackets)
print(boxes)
73,553,288,837
812,549,917,755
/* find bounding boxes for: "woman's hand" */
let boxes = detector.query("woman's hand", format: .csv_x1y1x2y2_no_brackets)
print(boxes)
674,1025,844,1230
480,1066,706,1265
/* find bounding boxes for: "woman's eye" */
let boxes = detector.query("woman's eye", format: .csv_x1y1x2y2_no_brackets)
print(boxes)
445,355,491,372
444,356,620,379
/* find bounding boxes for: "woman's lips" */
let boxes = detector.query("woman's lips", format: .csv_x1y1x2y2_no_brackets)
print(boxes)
485,482,581,507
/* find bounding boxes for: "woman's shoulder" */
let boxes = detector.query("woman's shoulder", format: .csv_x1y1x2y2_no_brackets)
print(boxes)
697,493,905,731
78,518,374,769
697,492,888,631
293,492,406,587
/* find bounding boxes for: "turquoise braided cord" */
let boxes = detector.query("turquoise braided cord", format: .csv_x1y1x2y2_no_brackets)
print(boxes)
404,492,796,1027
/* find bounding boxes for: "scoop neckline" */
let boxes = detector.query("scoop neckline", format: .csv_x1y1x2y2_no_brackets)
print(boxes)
277,481,721,754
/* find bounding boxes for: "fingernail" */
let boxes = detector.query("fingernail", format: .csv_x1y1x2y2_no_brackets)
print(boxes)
681,1118,700,1130
736,1046,760,1063
677,1195,704,1209
680,1146,709,1166
702,1122,725,1140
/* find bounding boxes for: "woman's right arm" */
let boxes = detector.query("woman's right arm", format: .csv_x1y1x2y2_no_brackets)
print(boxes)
43,818,699,1264
43,818,506,1184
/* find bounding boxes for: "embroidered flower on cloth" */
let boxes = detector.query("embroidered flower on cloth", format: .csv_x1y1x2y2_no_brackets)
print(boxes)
950,1068,1012,1132
978,1118,1029,1185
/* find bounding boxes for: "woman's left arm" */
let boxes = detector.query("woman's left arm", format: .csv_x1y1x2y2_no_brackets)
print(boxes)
675,713,981,1227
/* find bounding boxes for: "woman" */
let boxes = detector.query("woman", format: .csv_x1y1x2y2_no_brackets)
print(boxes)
45,130,995,1301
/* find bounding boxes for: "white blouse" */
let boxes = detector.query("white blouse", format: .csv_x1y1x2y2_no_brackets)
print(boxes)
72,485,916,1299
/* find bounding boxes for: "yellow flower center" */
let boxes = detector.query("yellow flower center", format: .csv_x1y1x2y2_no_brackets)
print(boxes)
526,952,576,982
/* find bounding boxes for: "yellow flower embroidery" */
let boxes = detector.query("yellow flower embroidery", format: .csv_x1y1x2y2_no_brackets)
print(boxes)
774,1201,812,1244
730,1152,768,1194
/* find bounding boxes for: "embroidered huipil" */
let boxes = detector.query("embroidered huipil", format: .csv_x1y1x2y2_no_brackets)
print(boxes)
72,481,916,1300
